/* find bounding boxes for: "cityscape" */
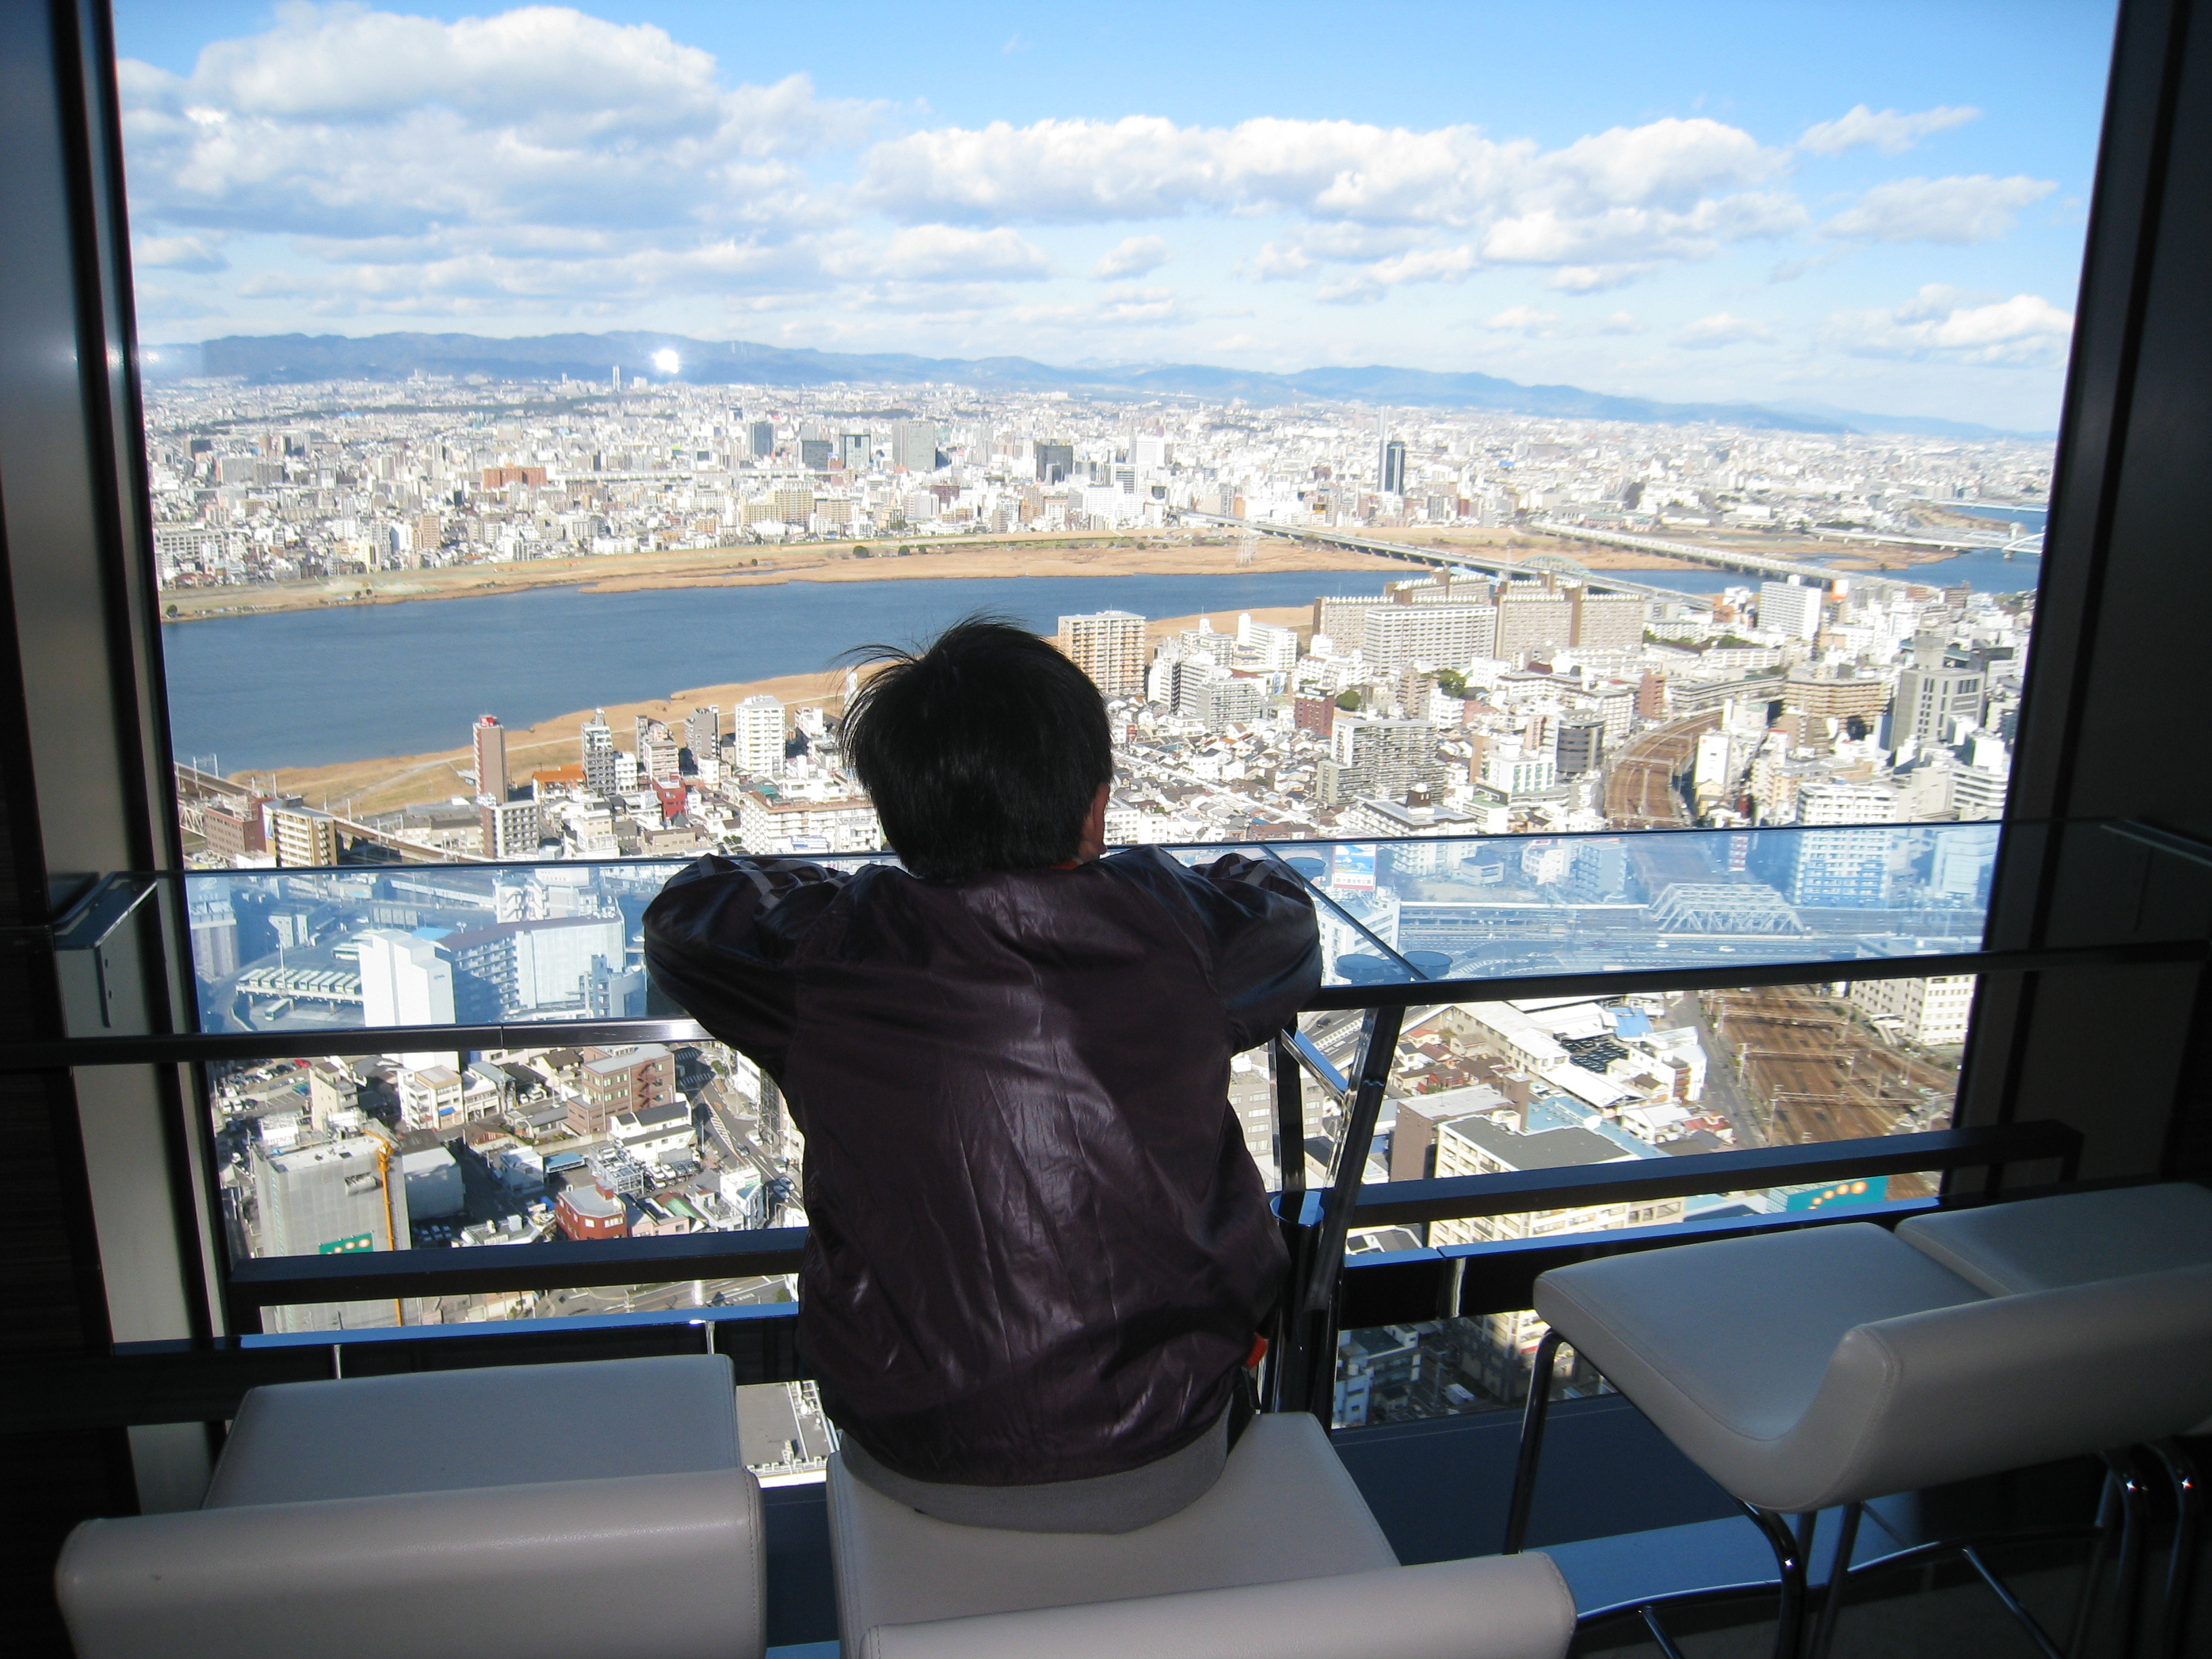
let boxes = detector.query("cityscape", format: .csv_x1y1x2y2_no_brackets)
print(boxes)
112,0,2086,1455
157,364,2039,1432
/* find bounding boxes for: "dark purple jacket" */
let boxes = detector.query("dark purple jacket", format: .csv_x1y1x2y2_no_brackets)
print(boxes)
641,846,1318,1487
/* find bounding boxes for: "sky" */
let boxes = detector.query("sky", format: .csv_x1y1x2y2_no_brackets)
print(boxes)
112,1,2120,427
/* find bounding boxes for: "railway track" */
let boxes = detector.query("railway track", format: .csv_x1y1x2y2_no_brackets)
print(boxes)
1702,985,1959,1200
1603,710,1721,830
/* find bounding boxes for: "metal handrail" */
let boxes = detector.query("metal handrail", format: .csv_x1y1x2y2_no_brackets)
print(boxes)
0,937,2196,1068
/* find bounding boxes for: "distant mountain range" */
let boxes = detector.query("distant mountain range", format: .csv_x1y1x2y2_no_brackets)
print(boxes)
146,331,2049,441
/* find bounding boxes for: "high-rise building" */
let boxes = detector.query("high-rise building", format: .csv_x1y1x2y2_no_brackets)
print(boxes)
1379,438,1407,495
893,420,939,472
733,694,785,779
1362,604,1496,672
1034,441,1074,483
251,1133,411,1332
1494,582,1575,663
580,710,618,794
480,797,543,859
748,419,775,458
1555,718,1605,780
1892,661,1986,745
1187,677,1269,727
799,437,832,471
1849,971,1978,1047
840,432,870,470
1329,718,1445,802
266,802,341,867
1760,579,1823,642
1235,613,1301,672
1056,610,1148,698
443,913,626,1015
640,729,682,781
1790,783,1900,909
1569,588,1646,653
685,705,720,769
354,928,457,1072
472,714,507,800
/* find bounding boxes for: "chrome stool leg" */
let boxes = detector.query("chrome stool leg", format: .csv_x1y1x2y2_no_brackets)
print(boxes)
2069,1468,2121,1658
1807,1502,1862,1659
1738,1501,1810,1659
2110,1448,2154,1659
1502,1327,1563,1555
2150,1439,2200,1659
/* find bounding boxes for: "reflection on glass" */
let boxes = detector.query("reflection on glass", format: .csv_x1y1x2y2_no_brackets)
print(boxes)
188,854,899,1036
211,1028,807,1333
1269,821,1996,986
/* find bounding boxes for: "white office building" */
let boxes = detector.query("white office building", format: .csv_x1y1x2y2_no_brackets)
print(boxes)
1760,579,1824,642
354,929,457,1071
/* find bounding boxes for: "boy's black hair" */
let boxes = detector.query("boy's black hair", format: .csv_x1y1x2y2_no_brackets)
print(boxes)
838,613,1112,882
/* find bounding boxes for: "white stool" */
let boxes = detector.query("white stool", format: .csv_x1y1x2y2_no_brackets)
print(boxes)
1900,1182,2212,1657
828,1411,1574,1659
56,1353,765,1659
1505,1222,2212,1659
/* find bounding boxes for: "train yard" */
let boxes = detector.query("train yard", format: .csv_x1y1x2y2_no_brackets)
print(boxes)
1700,983,1959,1199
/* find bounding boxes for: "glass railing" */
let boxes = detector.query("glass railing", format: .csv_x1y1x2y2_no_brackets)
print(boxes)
31,819,2102,1046
9,819,2201,1346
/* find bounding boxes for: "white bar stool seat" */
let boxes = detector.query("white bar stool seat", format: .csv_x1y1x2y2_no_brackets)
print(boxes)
56,1354,765,1659
1515,1221,2212,1657
829,1410,1574,1659
1898,1181,2212,1655
1898,1180,2212,1295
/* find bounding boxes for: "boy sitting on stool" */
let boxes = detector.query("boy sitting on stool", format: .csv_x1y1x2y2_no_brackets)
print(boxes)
643,615,1319,1532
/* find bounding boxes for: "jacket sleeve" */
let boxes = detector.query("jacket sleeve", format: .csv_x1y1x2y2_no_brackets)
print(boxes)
640,855,848,1079
1192,853,1323,1051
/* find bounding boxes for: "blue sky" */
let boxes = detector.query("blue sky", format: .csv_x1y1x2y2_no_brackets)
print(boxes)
115,2,2118,426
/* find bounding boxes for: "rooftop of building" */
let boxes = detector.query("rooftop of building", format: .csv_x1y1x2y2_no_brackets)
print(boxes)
1439,1112,1637,1172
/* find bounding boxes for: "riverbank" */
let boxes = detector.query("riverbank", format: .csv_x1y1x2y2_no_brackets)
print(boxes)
241,607,1307,819
155,523,1758,623
163,531,1400,622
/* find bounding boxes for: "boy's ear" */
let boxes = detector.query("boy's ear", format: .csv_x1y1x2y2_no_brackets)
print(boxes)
1076,782,1109,862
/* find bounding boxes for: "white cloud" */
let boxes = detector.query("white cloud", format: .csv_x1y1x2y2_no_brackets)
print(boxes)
1484,306,1561,335
1546,262,1658,292
1478,305,1644,339
1099,284,1182,323
848,225,1052,281
1095,234,1170,279
1824,176,2056,244
1317,244,1479,303
1799,104,1980,157
134,233,228,272
1675,312,1777,348
860,113,1797,279
1248,224,1429,280
1826,284,2073,365
118,3,875,310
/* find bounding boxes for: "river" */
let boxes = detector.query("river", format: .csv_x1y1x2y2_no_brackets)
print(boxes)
161,553,2045,773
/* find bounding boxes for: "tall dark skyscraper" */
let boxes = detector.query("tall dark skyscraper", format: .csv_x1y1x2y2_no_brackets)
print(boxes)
1380,438,1407,495
1036,441,1074,483
748,419,774,458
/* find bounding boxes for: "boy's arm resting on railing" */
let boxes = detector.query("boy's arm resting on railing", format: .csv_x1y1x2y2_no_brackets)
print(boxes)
1185,851,1324,1052
640,855,851,1078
